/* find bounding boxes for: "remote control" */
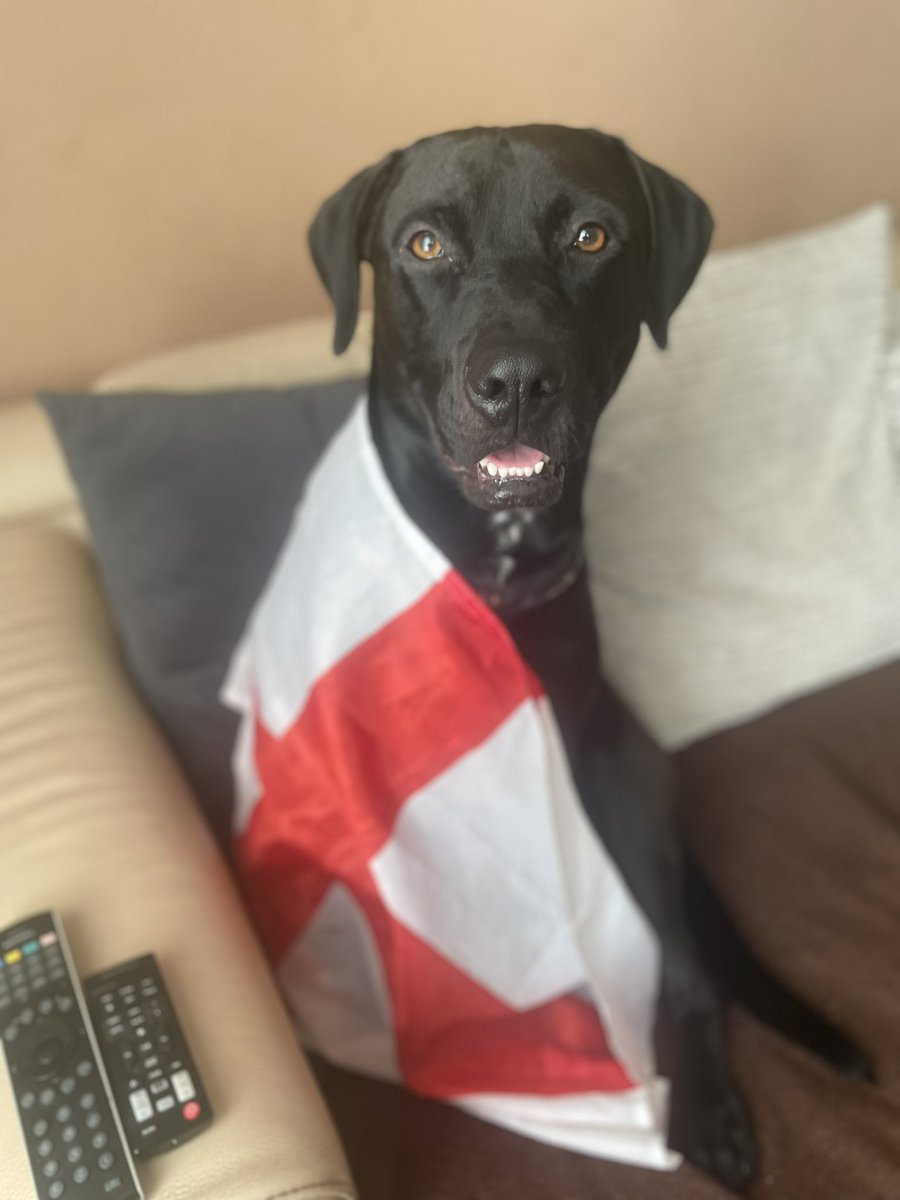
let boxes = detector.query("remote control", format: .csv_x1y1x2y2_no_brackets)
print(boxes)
83,954,213,1158
0,911,142,1200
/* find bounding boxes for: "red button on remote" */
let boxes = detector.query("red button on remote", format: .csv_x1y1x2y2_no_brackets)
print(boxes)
182,1101,201,1121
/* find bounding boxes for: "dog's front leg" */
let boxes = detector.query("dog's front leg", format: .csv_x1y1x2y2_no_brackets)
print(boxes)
570,696,758,1190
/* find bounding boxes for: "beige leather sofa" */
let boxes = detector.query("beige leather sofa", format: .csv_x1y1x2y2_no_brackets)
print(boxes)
0,314,373,1200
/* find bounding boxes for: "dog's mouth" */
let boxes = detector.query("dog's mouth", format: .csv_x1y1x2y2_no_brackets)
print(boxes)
460,442,565,509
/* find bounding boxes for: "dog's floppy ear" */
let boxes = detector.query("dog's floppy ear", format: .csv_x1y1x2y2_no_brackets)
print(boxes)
308,153,397,355
623,146,714,350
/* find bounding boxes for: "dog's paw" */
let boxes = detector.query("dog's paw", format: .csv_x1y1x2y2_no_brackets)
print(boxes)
668,1067,758,1192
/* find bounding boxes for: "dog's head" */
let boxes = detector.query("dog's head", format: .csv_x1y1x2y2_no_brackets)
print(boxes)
309,125,711,511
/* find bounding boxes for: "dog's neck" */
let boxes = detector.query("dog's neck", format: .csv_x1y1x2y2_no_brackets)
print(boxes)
367,375,587,618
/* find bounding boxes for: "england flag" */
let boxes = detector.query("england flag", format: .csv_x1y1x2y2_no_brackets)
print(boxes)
221,396,677,1170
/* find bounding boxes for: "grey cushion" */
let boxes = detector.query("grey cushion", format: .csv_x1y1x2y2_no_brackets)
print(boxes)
39,380,361,842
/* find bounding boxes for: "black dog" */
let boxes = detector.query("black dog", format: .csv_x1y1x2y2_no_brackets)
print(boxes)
308,124,870,1189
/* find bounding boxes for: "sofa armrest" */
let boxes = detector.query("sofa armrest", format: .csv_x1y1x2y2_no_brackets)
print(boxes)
0,521,355,1200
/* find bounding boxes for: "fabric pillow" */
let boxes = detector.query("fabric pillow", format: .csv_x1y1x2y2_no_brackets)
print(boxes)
585,204,900,748
39,380,360,841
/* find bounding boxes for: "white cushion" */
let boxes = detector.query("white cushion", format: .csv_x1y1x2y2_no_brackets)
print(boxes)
586,205,900,748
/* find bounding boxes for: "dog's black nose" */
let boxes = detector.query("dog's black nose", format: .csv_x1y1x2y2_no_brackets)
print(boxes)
466,342,564,423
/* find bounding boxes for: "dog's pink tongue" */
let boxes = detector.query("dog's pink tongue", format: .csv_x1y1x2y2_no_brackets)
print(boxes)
485,443,545,469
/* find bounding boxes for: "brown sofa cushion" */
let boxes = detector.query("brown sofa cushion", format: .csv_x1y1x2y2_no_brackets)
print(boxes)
313,659,900,1199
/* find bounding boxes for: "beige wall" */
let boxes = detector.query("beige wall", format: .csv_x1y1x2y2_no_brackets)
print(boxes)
1,0,898,400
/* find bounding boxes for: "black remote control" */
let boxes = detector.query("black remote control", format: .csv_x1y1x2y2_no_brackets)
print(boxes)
0,911,142,1200
83,954,213,1158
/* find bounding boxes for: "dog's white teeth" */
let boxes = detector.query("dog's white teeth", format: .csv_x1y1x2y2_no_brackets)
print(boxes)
481,455,548,481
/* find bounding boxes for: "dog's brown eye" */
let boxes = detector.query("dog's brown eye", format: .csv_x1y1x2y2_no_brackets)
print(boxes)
409,230,445,260
574,223,607,253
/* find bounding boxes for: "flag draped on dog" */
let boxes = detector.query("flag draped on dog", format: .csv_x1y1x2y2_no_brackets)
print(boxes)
222,397,676,1169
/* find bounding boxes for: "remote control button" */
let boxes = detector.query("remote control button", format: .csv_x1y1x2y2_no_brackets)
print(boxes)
60,1076,76,1094
37,1137,54,1156
39,1087,56,1106
13,987,29,1003
42,1158,60,1177
4,949,22,964
0,996,10,1011
171,1068,196,1101
85,1110,102,1130
56,996,74,1013
91,1131,108,1150
19,1006,34,1024
149,1079,169,1095
61,1124,78,1143
27,1020,76,1079
66,1144,83,1163
55,1104,73,1122
4,1022,19,1042
79,1092,96,1110
155,1094,175,1113
31,1034,66,1074
183,1100,202,1121
23,940,40,955
129,1088,153,1122
104,1178,124,1194
75,1059,93,1078
39,932,58,947
39,998,55,1015
48,1181,65,1199
20,1089,36,1108
73,1165,90,1184
98,1151,115,1170
32,1117,50,1137
32,976,49,991
143,1055,159,1069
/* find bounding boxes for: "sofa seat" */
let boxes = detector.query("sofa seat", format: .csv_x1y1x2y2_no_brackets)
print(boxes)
0,325,361,1197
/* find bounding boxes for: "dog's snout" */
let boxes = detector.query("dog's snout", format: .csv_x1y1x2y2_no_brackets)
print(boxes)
465,342,564,423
